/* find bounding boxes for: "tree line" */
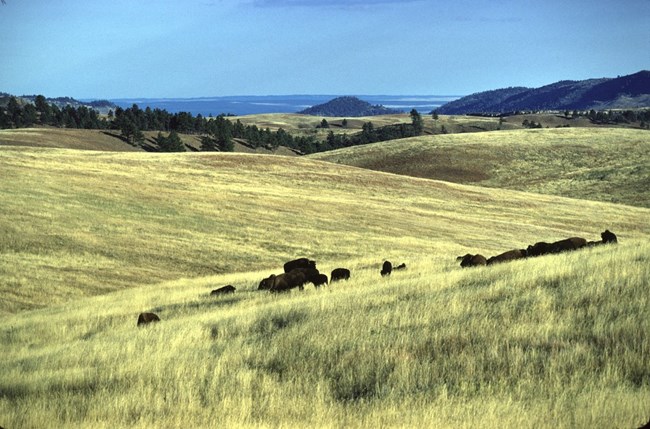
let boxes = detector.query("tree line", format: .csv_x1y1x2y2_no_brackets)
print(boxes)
0,96,429,154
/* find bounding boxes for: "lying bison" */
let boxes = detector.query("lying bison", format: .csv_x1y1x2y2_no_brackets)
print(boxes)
331,268,351,282
380,261,392,277
270,268,321,293
137,312,160,327
601,229,618,244
211,285,236,295
487,249,527,265
457,254,487,268
527,237,587,257
283,258,316,273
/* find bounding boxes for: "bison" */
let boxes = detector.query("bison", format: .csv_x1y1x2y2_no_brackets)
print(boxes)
313,273,329,287
330,268,351,282
270,268,321,293
283,258,316,273
457,253,487,267
486,249,527,265
211,285,236,295
527,237,587,256
137,312,160,327
601,229,618,244
380,260,392,277
258,275,275,290
394,263,407,270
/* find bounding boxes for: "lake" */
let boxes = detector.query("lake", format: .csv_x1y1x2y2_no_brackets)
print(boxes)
109,95,461,116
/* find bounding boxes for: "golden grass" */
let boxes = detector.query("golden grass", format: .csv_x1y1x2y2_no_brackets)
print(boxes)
0,144,649,427
310,127,650,207
1,145,648,314
1,242,648,428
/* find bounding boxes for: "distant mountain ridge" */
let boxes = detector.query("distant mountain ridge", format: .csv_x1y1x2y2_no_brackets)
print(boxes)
0,93,116,114
437,71,650,114
298,96,402,117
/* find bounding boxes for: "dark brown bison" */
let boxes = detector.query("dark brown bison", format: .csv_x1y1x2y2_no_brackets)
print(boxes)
526,241,552,257
637,417,650,429
601,229,618,243
313,273,329,287
137,312,160,327
527,237,587,256
394,263,407,270
457,254,487,268
211,285,236,295
258,275,275,290
587,240,605,247
380,260,392,277
270,268,321,293
283,258,316,273
331,268,351,282
487,249,527,265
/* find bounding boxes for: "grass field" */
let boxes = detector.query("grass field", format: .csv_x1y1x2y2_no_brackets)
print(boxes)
310,127,650,208
1,140,649,427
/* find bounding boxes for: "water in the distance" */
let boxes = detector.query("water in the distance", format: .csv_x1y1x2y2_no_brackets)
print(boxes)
109,95,461,116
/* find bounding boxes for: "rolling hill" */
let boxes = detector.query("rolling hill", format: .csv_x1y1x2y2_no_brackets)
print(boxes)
437,70,650,114
1,145,649,428
309,127,650,208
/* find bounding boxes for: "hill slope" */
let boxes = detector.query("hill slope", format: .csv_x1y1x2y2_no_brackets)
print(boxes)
437,70,650,114
2,146,650,314
310,128,650,208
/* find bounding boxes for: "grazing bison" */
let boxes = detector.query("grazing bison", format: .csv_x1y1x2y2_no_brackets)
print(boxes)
526,241,553,257
211,285,236,295
258,275,275,290
137,312,160,327
486,249,527,265
457,253,487,267
270,268,321,293
313,273,329,287
330,268,351,282
601,229,618,244
394,263,407,270
381,261,392,277
283,258,316,273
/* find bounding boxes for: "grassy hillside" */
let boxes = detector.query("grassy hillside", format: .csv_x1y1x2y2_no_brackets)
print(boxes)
310,127,650,208
1,241,649,428
1,146,649,427
2,146,649,315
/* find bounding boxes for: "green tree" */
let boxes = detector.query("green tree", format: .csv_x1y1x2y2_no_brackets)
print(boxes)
410,109,423,135
156,131,186,152
320,118,330,128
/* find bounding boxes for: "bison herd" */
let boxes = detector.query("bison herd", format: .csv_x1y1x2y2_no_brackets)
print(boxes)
138,230,618,326
457,229,618,268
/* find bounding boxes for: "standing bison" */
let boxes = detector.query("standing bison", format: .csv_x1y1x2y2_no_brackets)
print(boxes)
137,312,160,327
380,261,392,277
331,268,351,282
270,268,321,293
487,249,527,265
313,273,329,287
258,275,276,290
457,254,487,268
283,258,316,273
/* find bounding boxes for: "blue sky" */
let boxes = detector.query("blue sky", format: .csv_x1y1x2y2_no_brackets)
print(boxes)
1,0,648,98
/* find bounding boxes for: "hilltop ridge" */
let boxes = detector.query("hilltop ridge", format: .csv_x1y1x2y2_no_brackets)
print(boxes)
437,70,650,114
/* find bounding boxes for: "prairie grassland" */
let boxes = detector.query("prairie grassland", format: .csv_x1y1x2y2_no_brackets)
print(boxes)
0,241,649,428
310,127,650,207
1,145,649,314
